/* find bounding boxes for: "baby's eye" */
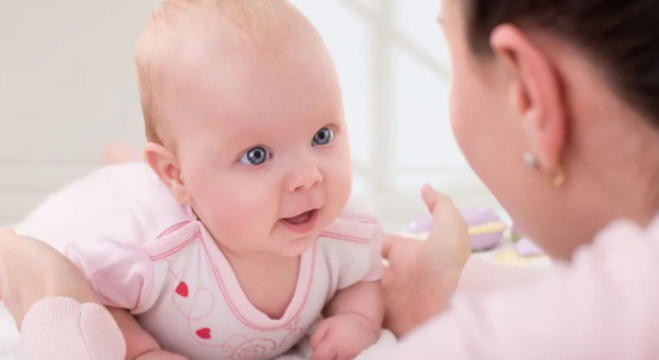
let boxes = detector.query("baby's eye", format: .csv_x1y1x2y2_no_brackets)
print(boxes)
240,146,270,166
312,127,335,146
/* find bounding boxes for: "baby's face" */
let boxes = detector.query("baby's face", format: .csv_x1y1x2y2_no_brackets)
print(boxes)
162,34,351,257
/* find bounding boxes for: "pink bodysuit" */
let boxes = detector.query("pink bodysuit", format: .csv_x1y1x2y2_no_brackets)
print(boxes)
16,163,383,360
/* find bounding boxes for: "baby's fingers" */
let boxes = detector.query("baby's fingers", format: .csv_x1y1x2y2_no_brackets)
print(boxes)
310,320,332,350
311,339,338,360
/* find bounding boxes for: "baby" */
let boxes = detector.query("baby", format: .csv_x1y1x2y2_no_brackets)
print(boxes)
14,1,383,359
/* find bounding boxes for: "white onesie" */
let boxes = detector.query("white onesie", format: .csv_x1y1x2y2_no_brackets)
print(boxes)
16,163,383,360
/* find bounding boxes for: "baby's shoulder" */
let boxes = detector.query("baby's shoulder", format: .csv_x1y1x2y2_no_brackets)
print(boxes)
16,163,192,247
316,198,384,286
318,198,381,247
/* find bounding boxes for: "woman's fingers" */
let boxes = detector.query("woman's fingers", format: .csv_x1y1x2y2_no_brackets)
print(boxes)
381,234,407,260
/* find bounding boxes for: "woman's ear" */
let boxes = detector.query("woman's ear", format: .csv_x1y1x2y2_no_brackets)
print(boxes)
491,24,567,170
144,142,193,205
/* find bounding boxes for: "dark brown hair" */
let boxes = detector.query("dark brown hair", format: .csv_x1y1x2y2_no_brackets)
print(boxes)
463,0,659,127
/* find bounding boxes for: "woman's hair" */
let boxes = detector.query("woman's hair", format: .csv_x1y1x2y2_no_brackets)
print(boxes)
463,0,659,127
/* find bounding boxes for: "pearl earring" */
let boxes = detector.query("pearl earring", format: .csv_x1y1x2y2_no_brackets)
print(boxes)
523,152,565,188
523,152,540,169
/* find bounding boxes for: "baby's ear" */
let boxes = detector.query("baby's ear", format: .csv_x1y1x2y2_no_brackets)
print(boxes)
144,143,193,205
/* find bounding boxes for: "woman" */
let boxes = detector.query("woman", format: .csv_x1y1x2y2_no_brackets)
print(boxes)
381,0,659,358
3,0,659,358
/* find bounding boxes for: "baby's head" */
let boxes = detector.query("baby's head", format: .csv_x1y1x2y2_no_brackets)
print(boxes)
136,0,351,257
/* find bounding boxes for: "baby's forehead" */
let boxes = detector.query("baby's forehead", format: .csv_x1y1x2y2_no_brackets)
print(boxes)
150,0,296,43
141,0,306,89
137,0,319,145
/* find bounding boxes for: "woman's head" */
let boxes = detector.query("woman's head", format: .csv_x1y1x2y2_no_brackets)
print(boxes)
440,0,659,259
464,0,659,128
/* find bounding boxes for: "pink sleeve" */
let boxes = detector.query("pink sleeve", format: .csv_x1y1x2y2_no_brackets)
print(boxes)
65,235,154,311
12,165,160,312
322,199,384,290
362,226,384,282
373,220,659,360
19,297,126,360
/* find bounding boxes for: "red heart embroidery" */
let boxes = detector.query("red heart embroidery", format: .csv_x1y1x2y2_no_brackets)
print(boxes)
175,282,189,298
196,328,211,339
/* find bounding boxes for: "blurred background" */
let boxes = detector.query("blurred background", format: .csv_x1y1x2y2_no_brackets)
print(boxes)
0,0,498,231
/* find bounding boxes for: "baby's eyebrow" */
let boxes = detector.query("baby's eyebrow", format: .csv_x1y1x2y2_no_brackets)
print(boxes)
221,130,265,152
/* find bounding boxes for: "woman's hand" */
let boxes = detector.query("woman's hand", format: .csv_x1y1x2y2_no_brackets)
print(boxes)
381,185,471,337
0,228,97,328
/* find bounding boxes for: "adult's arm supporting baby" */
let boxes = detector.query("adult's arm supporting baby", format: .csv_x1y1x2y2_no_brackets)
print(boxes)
109,308,189,360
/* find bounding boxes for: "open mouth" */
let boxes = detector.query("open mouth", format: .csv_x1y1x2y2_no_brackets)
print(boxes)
280,209,319,234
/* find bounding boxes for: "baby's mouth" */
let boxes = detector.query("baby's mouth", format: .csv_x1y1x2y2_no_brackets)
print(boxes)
284,210,314,224
280,209,319,234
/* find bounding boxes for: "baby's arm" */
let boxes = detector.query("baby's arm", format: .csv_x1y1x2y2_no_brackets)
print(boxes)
322,281,383,334
310,281,384,360
109,308,188,360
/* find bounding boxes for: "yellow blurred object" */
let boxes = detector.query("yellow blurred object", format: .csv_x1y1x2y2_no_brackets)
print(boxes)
468,222,507,236
491,247,551,268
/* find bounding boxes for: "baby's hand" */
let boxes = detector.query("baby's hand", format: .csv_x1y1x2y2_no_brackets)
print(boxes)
310,313,380,360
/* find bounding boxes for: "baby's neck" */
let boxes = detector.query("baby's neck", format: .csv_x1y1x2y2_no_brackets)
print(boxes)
225,249,299,273
222,247,302,320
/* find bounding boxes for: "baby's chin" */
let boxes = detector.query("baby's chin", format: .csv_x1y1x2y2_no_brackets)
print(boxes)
277,220,331,257
276,234,318,258
271,203,346,257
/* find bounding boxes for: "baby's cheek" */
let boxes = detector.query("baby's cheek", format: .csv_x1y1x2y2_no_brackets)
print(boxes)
323,165,352,222
214,187,276,233
335,158,353,194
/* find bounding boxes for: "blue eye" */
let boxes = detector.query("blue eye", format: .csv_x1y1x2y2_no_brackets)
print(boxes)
313,127,334,146
240,146,270,166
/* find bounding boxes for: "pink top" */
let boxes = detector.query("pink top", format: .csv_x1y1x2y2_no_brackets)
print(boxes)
15,163,383,360
377,213,659,359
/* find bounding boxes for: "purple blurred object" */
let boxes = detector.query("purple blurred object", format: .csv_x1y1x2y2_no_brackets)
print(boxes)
407,214,434,234
516,238,545,257
462,207,506,251
407,207,506,251
511,224,545,256
461,207,501,226
470,232,504,251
